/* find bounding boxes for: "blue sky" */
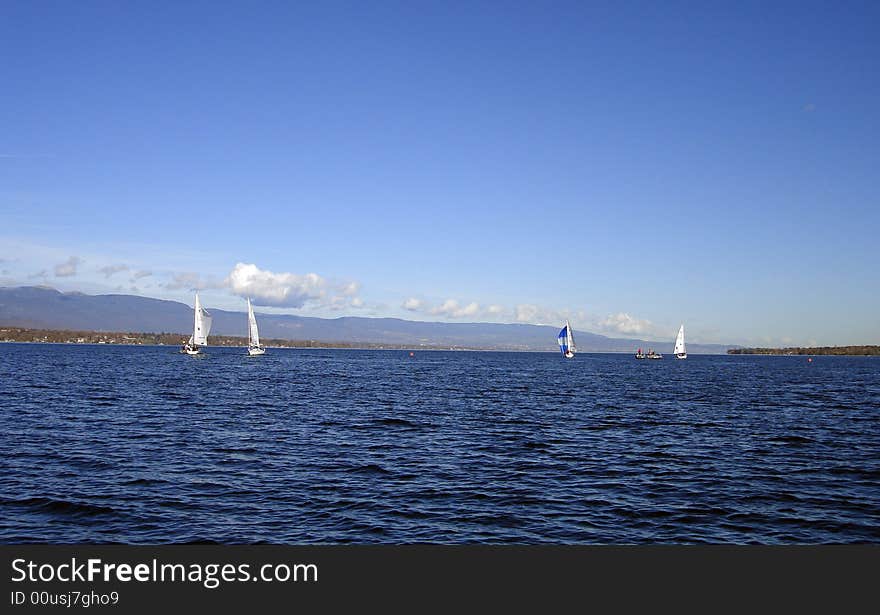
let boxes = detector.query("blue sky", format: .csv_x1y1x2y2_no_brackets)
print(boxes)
1,1,878,345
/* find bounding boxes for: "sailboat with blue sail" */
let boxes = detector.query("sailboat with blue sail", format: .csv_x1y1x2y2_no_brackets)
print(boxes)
557,320,576,359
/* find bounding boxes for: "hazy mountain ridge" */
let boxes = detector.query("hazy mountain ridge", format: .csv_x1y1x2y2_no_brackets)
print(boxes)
0,287,734,353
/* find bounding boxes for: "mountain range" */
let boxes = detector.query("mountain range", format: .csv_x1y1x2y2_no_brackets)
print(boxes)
0,286,734,353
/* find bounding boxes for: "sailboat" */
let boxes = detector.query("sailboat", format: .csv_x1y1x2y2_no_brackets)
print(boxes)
557,320,576,359
246,298,266,356
181,292,212,355
674,324,687,359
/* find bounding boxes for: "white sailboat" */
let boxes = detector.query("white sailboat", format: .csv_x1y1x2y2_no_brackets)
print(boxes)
674,324,687,359
181,292,212,355
246,298,265,356
557,320,576,359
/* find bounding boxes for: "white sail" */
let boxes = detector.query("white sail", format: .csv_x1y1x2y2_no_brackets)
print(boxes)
201,309,213,339
192,293,201,344
247,298,260,348
193,292,212,346
567,321,576,353
674,324,686,356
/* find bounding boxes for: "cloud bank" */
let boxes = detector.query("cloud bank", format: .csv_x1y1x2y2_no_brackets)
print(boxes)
225,262,361,310
54,256,81,277
401,297,572,325
165,271,225,291
98,264,129,278
598,312,654,335
430,299,480,318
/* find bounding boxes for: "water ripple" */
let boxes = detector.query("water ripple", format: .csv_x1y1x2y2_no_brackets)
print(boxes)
1,345,878,544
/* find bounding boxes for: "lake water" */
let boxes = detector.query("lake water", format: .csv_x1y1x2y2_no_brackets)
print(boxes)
1,344,878,543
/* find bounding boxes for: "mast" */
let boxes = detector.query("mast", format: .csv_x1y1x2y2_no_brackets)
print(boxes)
567,320,575,352
674,324,686,355
193,292,200,347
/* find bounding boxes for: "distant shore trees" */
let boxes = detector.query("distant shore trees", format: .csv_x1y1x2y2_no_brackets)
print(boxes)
728,346,880,356
0,327,467,350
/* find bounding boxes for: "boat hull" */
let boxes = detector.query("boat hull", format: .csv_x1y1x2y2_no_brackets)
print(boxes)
563,351,575,359
183,348,200,355
676,353,687,359
247,347,266,356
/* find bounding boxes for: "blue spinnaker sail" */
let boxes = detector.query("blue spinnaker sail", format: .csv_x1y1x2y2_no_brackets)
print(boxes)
557,326,569,356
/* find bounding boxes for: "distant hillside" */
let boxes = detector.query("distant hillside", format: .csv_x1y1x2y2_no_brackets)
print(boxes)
0,286,734,353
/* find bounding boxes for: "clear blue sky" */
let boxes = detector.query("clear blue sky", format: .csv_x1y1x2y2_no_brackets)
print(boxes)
2,1,878,345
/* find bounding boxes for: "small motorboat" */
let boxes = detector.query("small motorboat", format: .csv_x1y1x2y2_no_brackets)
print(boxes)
637,348,662,360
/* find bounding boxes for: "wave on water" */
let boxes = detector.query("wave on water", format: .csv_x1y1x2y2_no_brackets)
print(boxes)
1,346,878,544
2,496,121,518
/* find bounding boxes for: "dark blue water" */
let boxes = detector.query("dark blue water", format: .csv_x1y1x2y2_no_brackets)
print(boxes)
1,344,878,544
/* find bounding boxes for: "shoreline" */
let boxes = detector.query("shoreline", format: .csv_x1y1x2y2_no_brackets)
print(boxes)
0,339,743,355
0,326,744,355
0,340,538,352
0,326,666,354
728,346,880,356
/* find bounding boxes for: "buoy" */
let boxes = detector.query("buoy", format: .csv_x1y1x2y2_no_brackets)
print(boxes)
807,357,813,363
409,352,414,357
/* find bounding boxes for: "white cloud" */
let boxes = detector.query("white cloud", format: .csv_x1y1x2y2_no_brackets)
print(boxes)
165,271,224,291
459,302,480,317
131,270,152,280
402,298,570,323
225,262,360,309
404,297,500,319
429,299,480,318
513,304,568,325
28,270,48,279
599,312,653,335
54,256,81,277
514,304,541,323
510,304,594,327
341,281,360,296
98,264,129,278
402,298,424,311
326,295,353,311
